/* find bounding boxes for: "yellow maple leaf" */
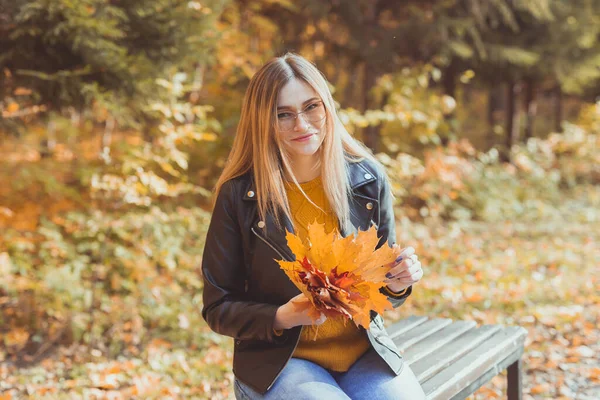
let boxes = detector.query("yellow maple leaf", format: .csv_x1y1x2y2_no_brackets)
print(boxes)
306,221,337,273
277,221,400,329
285,229,306,261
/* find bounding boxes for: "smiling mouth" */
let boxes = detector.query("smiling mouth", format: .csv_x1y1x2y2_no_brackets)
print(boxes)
292,133,314,141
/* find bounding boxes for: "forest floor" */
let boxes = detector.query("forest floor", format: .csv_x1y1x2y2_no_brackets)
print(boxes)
2,184,599,399
390,183,600,399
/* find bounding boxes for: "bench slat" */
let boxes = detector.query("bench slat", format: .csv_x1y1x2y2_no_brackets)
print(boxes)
421,326,528,400
451,348,525,400
386,315,428,339
393,318,453,352
400,320,477,365
410,324,502,382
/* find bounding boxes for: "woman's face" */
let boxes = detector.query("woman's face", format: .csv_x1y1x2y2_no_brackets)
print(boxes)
276,78,326,160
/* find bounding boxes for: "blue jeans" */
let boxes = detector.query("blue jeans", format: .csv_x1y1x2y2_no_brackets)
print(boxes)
233,347,426,400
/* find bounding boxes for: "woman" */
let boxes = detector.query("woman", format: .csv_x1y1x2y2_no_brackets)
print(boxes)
201,53,425,400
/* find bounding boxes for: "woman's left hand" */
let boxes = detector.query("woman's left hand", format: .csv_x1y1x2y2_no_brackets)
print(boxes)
384,245,423,293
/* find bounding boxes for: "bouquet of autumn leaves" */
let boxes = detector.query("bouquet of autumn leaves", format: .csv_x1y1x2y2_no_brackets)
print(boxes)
277,221,399,330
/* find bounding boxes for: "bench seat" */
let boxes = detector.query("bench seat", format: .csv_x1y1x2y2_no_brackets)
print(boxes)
387,316,528,400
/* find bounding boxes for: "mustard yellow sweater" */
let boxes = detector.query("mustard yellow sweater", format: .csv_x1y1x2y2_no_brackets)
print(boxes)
283,175,371,372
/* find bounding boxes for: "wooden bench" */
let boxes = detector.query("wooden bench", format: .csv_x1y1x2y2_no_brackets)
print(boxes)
387,316,528,400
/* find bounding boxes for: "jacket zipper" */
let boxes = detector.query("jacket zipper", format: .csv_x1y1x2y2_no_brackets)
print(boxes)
266,331,301,391
250,226,300,391
250,226,293,262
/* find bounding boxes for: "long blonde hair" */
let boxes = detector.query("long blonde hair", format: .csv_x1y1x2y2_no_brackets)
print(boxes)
213,52,384,234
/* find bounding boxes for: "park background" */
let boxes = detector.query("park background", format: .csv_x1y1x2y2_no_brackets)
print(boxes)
0,1,599,398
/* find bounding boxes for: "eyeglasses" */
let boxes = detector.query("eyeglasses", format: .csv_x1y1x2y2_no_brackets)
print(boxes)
276,101,326,132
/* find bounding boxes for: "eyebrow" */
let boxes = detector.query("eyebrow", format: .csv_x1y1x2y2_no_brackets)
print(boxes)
277,97,320,111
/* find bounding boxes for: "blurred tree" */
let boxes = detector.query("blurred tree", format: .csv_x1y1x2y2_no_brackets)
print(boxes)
0,0,227,129
469,0,600,157
260,0,547,151
540,1,600,131
190,0,296,185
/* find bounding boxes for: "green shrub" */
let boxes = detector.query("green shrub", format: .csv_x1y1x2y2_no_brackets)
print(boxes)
1,205,210,360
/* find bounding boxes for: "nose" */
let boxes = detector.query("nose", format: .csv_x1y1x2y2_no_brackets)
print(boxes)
293,113,310,131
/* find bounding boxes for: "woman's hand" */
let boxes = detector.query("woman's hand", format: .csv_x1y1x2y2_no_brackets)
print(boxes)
384,245,424,293
273,293,326,330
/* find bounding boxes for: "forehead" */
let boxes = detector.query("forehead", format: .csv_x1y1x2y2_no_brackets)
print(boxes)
277,78,320,108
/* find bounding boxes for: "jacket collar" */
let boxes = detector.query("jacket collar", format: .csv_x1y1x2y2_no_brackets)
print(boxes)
242,160,376,202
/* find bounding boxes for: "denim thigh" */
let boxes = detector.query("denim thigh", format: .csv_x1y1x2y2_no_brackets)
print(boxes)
234,357,350,400
334,347,425,400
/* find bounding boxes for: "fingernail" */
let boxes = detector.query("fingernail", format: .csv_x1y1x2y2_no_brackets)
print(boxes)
386,272,393,279
395,256,403,263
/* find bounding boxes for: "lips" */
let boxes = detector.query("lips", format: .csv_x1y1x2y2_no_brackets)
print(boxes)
292,133,315,141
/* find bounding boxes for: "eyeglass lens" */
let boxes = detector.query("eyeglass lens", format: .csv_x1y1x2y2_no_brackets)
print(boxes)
277,102,325,131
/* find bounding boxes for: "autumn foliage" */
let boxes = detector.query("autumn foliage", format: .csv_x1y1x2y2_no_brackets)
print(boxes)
278,222,398,329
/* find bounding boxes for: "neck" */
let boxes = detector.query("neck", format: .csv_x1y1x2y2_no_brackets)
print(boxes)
286,152,321,183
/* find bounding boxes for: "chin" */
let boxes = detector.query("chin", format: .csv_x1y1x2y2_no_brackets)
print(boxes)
290,144,321,157
288,136,323,157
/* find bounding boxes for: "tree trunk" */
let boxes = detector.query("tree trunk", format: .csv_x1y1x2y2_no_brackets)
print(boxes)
554,86,563,132
69,107,81,147
343,61,360,109
101,116,115,162
359,1,382,153
189,62,205,105
504,80,522,162
40,119,56,159
487,86,501,149
441,63,457,146
523,78,537,141
361,61,380,153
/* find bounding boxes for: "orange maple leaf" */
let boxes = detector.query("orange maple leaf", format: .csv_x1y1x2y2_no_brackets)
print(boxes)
277,221,399,329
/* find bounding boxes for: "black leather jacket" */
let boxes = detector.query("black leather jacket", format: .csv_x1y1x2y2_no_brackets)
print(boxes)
201,157,412,394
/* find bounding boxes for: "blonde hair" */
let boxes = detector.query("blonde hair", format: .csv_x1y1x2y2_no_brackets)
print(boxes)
213,52,384,235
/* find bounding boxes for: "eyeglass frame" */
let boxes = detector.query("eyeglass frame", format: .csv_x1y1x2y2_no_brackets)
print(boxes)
275,100,327,132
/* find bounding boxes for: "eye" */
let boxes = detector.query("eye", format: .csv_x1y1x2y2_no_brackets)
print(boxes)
305,103,319,111
277,112,293,119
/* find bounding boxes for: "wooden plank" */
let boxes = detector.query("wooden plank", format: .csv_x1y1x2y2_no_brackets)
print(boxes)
401,320,477,365
449,348,525,400
422,326,528,400
386,315,428,339
394,318,453,352
411,324,502,383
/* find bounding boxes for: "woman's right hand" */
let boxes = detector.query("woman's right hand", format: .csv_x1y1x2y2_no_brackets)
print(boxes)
273,293,326,330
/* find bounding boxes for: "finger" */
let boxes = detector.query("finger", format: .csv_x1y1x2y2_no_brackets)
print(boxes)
388,248,415,268
412,267,424,281
397,267,423,285
291,294,310,306
290,293,306,301
397,254,419,271
398,246,416,259
387,257,416,277
396,261,422,278
387,262,421,280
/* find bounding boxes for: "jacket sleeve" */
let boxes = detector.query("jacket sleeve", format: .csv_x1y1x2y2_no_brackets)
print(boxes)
376,170,412,308
201,180,284,343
